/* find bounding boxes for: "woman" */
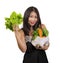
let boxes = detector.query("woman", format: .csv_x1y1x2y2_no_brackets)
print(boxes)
13,6,50,63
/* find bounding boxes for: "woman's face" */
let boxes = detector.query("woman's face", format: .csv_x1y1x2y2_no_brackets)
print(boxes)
28,11,38,27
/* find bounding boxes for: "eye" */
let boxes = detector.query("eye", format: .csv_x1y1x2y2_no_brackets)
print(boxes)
29,15,33,18
29,15,37,18
35,16,37,18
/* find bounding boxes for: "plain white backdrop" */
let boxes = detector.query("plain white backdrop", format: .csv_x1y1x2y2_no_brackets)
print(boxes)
0,0,60,63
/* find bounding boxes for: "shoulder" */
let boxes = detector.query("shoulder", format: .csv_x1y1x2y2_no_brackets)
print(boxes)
41,24,46,29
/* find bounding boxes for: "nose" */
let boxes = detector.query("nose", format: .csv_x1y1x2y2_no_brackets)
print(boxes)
32,17,35,21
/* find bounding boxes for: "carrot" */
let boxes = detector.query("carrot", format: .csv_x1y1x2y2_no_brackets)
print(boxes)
37,28,43,37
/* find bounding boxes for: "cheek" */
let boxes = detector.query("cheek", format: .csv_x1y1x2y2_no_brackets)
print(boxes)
29,18,38,22
34,19,38,24
35,19,38,22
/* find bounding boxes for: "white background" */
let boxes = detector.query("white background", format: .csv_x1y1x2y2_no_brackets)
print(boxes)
0,0,60,63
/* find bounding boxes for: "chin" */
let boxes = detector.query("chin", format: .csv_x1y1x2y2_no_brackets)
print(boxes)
30,23,36,26
30,24,35,27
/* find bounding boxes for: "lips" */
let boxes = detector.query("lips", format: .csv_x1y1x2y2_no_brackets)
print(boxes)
31,22,35,24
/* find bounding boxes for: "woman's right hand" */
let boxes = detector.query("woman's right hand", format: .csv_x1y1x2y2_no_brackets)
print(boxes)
13,25,20,31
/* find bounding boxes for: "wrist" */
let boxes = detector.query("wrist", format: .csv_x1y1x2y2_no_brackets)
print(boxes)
14,29,20,32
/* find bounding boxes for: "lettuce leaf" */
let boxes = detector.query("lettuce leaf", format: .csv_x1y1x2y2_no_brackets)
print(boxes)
5,11,23,31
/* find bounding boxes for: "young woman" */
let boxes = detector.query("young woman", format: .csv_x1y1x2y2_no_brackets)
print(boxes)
13,6,50,63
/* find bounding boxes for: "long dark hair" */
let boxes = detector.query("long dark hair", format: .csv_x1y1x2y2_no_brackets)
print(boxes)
23,6,42,35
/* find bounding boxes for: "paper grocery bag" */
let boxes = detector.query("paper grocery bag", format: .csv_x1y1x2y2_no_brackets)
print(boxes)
32,36,49,47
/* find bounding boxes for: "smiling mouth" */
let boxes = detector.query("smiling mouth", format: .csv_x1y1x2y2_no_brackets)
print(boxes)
31,22,35,24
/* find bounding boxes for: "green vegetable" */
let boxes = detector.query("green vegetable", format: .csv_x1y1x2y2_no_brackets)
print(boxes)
42,28,49,36
5,11,23,31
32,27,49,40
32,29,39,40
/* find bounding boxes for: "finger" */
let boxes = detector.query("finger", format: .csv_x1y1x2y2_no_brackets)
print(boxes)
35,44,40,49
13,25,16,31
43,42,47,46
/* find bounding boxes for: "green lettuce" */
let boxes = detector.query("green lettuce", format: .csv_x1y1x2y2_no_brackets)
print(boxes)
5,11,23,31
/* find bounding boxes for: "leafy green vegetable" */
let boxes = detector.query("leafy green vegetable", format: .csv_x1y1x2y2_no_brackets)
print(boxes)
32,28,49,40
32,29,39,40
42,28,49,36
5,11,23,31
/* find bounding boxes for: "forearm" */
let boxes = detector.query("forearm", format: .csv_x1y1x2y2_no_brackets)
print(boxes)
14,31,27,52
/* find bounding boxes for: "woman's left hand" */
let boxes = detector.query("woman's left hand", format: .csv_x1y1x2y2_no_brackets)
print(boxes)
41,42,50,50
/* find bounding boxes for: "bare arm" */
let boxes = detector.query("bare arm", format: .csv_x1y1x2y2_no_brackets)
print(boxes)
13,25,27,53
35,24,50,50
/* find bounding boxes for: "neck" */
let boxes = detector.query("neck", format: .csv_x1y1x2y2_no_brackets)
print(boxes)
30,26,33,30
29,26,34,36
